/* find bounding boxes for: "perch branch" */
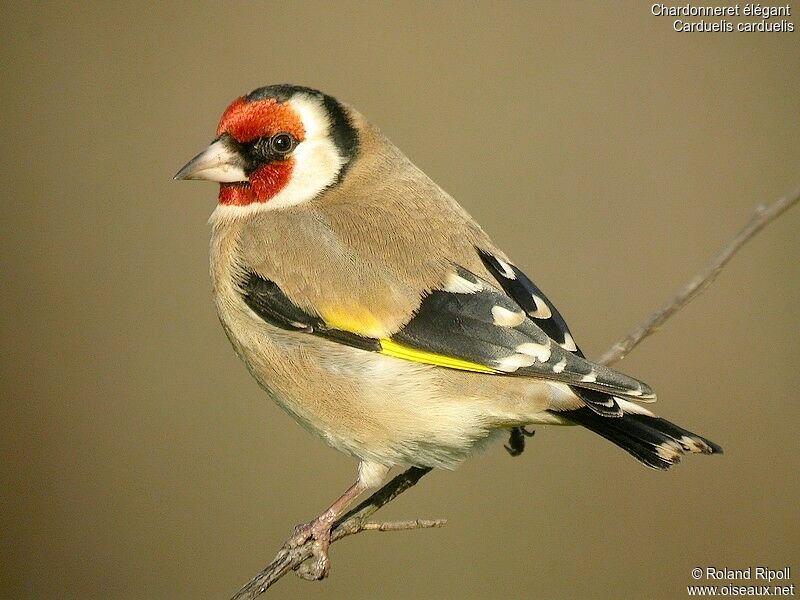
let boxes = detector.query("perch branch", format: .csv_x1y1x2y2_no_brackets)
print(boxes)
597,186,800,366
230,467,434,599
230,187,799,599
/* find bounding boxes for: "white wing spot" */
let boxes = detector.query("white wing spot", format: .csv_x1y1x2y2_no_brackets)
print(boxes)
492,305,526,327
443,272,483,294
560,332,578,352
616,398,655,416
552,358,567,373
495,258,517,280
496,353,536,372
516,341,552,363
529,295,553,319
581,371,597,383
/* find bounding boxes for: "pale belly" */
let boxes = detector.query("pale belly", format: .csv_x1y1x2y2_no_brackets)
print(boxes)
217,297,563,470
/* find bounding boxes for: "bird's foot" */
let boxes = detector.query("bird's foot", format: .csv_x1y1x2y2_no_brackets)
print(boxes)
288,518,334,580
505,426,536,456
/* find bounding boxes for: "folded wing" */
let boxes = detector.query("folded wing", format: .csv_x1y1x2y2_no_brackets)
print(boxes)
238,261,654,404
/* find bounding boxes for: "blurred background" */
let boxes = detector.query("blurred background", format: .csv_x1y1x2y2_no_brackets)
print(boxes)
1,2,798,599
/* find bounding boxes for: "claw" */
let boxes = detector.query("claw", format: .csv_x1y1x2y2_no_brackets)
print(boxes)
504,443,523,457
505,426,536,456
290,519,334,580
285,478,366,580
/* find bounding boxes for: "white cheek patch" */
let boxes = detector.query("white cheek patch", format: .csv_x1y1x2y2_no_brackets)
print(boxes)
266,138,345,210
290,94,331,138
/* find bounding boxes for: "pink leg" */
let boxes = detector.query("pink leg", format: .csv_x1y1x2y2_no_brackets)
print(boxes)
289,480,366,580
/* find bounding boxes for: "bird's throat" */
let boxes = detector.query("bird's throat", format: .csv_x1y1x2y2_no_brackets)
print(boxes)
218,161,294,206
218,183,254,206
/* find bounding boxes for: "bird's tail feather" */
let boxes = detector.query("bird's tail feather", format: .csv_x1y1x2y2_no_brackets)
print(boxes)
561,407,723,470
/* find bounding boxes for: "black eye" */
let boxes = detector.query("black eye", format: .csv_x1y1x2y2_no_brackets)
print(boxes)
270,133,295,155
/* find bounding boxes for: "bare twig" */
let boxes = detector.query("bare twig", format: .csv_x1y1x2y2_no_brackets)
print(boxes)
229,188,799,599
230,467,434,600
597,187,800,366
360,519,448,531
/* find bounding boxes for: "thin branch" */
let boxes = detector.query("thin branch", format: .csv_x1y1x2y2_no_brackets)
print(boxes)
597,186,800,366
360,519,447,531
229,467,434,600
229,187,799,599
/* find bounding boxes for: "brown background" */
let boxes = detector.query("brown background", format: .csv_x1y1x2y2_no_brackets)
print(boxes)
2,2,798,599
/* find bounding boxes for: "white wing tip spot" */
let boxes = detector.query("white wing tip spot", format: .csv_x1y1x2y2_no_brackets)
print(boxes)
495,258,517,280
496,353,536,372
615,398,655,416
443,272,483,294
492,305,526,328
529,295,553,319
516,341,552,363
560,332,578,352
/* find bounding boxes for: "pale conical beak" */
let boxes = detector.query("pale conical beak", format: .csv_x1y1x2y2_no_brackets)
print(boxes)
173,136,248,182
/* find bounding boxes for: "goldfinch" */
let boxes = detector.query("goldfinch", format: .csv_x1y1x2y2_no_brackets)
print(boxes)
175,84,721,577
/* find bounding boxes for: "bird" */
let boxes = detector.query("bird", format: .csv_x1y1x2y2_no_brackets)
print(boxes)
175,84,721,578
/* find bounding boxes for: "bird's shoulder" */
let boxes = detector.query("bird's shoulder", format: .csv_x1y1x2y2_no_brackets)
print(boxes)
232,168,495,337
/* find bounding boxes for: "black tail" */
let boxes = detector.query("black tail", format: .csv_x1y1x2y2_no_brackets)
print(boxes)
562,408,723,470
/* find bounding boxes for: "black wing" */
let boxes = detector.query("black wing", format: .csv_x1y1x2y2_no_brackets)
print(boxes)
478,248,634,416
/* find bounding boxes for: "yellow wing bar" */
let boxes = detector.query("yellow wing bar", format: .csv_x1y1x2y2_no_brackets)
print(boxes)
379,338,498,374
